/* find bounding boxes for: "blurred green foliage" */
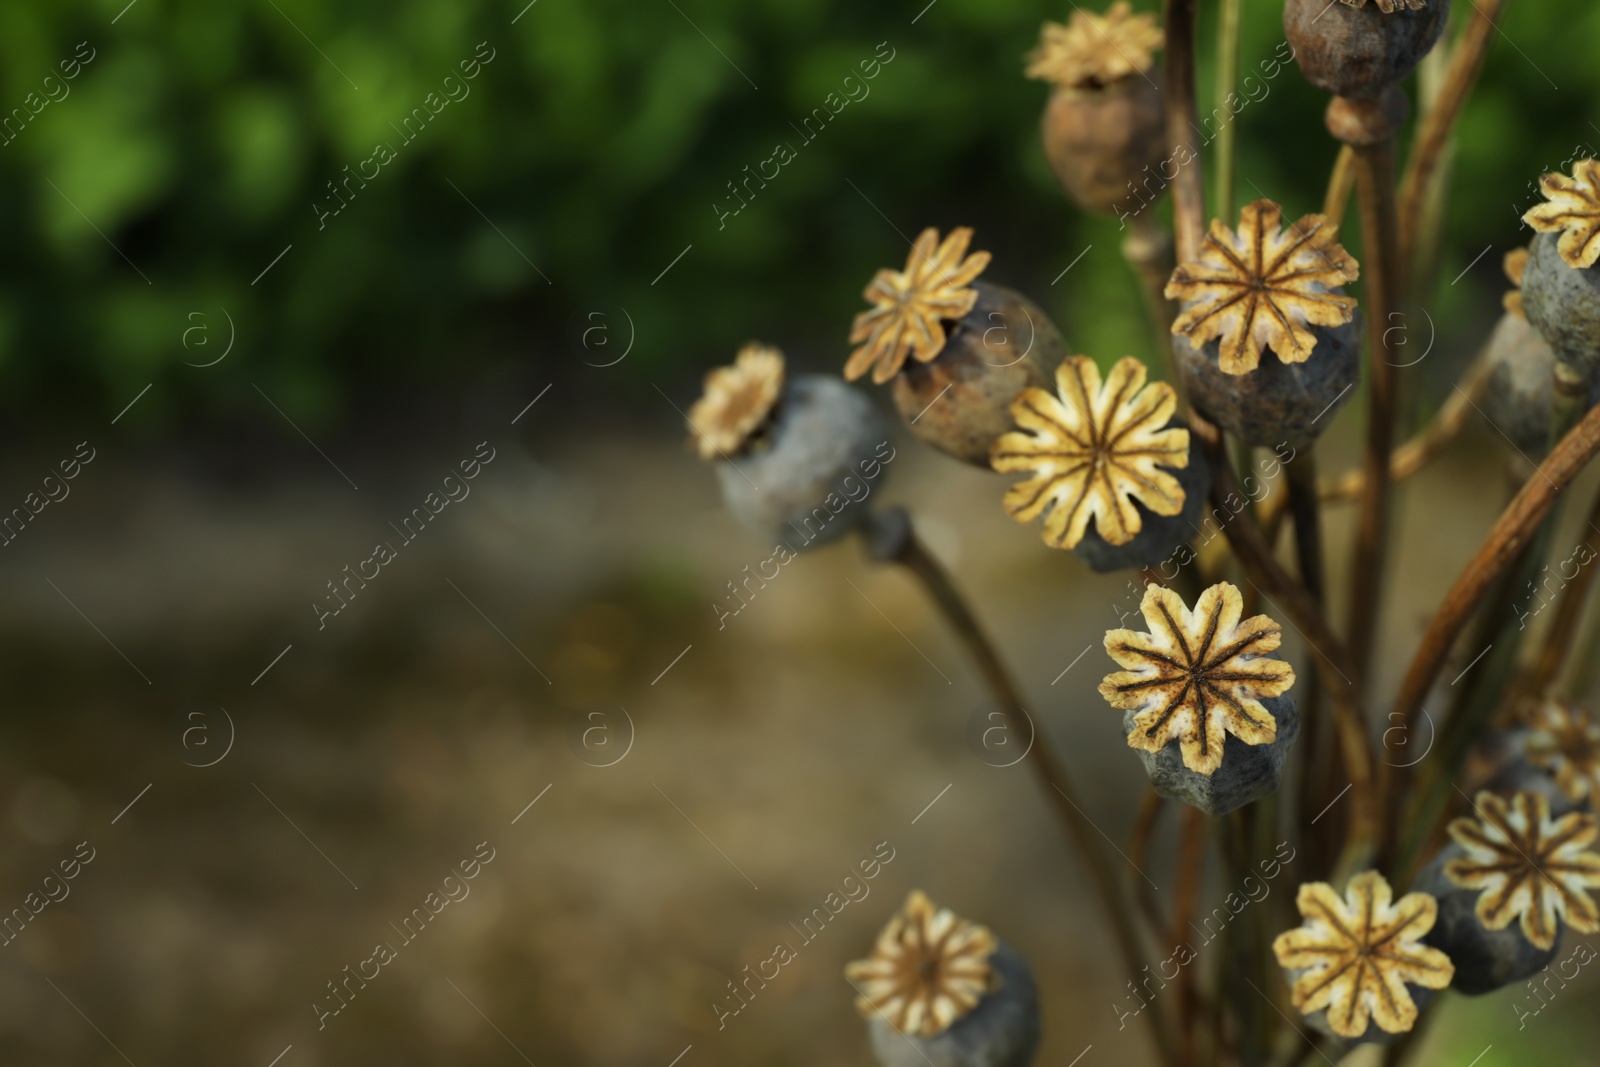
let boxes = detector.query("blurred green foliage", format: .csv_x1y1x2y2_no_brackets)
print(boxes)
1,0,1598,425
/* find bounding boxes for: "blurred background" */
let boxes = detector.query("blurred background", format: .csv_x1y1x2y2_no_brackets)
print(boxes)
1,0,1599,1064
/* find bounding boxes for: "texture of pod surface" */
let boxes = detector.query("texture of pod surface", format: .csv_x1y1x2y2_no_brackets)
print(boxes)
718,375,888,547
1481,312,1560,455
865,941,1039,1067
1284,0,1449,100
1175,312,1362,447
1122,694,1299,816
892,282,1066,467
1040,75,1166,216
1522,231,1600,377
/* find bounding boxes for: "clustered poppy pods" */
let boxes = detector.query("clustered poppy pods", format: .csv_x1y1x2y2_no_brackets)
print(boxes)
671,2,1600,1060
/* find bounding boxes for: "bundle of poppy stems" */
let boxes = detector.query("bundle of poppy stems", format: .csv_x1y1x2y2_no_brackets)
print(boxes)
682,2,1600,1064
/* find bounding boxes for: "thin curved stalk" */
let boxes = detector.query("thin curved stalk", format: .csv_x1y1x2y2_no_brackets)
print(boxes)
1256,346,1491,539
1390,399,1600,762
1171,806,1208,1067
1123,212,1181,386
1526,480,1600,696
1347,141,1403,690
1397,0,1508,274
1129,786,1170,935
1163,0,1205,264
862,510,1176,1067
1212,0,1243,223
1191,418,1380,874
1323,145,1356,227
1318,349,1492,505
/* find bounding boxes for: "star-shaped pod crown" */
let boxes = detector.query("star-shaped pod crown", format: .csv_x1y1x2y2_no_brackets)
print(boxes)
1523,159,1600,270
1272,871,1454,1039
686,343,785,460
1099,581,1294,775
846,227,992,385
1024,1,1164,90
991,356,1189,550
844,890,999,1037
1446,790,1600,950
1166,199,1360,375
1525,699,1600,802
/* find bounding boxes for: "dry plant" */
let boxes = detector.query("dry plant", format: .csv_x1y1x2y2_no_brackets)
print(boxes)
681,2,1600,1064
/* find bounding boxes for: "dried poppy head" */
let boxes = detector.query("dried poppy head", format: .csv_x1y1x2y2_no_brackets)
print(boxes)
846,891,1040,1067
1413,837,1557,995
845,890,998,1037
992,356,1197,564
1283,0,1447,101
1444,790,1600,952
1100,582,1299,812
846,227,992,386
1024,1,1163,90
1524,160,1600,270
686,343,785,461
1522,162,1600,376
1524,700,1600,803
1025,5,1165,216
1482,259,1562,457
1272,871,1454,1041
1166,200,1359,375
892,281,1068,468
708,369,889,550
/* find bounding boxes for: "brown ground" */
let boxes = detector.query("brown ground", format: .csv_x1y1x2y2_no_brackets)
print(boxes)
0,408,1595,1067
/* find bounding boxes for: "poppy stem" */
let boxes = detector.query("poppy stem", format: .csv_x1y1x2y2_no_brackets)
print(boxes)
1212,0,1243,223
1397,0,1507,278
1341,101,1405,694
859,506,1178,1067
1163,0,1206,264
1389,399,1600,838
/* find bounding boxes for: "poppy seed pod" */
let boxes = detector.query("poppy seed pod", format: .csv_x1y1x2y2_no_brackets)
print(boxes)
1039,79,1166,217
1273,872,1454,1044
1025,3,1166,217
1521,232,1600,381
992,356,1205,572
1479,728,1590,819
1166,201,1363,446
892,281,1068,466
1175,320,1361,447
1283,0,1448,100
1522,699,1600,808
1481,310,1560,456
1414,843,1558,996
689,347,889,550
1100,582,1299,815
1420,791,1600,993
847,892,1039,1067
850,228,1063,467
